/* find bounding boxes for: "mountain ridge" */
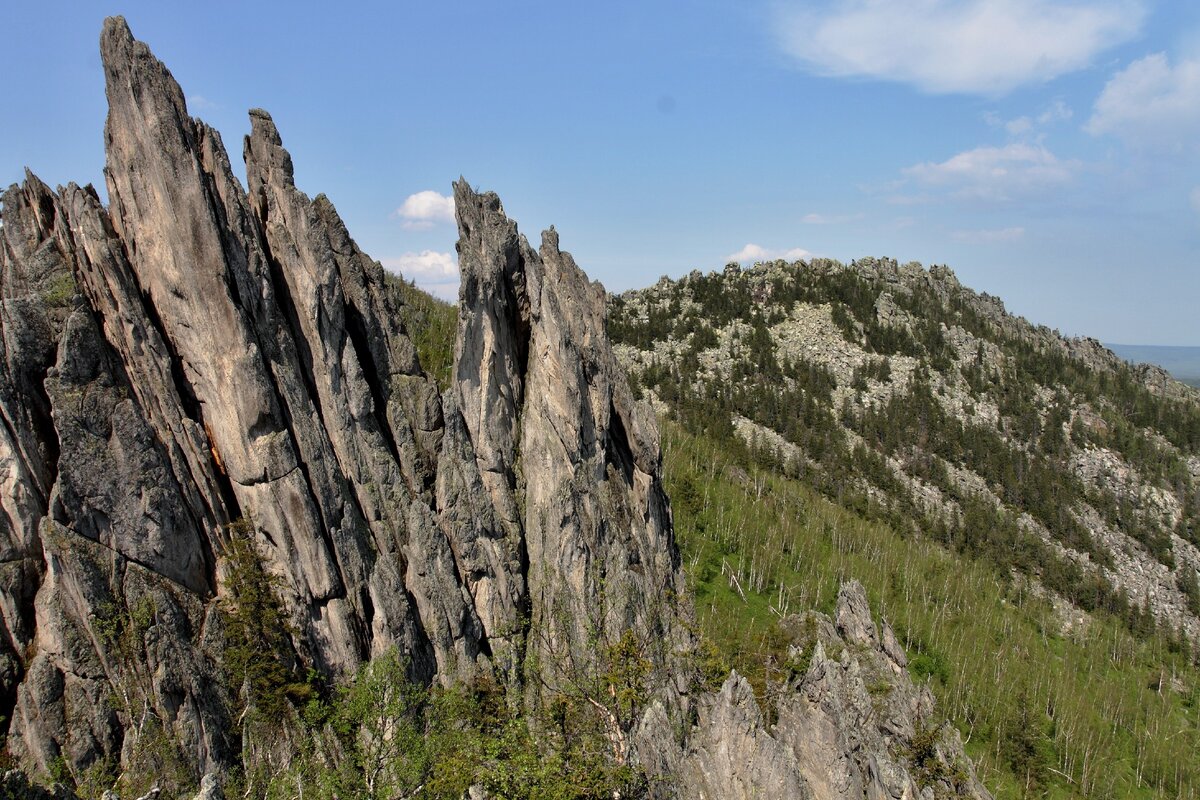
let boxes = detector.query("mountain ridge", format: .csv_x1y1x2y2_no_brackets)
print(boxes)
611,256,1200,641
0,17,991,800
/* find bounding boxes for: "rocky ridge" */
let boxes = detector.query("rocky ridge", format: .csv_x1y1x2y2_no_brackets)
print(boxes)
0,18,989,798
612,257,1200,643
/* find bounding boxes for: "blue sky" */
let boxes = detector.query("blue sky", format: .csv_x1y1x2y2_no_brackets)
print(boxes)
2,1,1198,345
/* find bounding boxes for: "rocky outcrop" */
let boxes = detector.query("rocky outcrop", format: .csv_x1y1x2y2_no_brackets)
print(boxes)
453,186,689,694
0,15,688,786
676,674,811,799
0,16,992,798
674,582,991,800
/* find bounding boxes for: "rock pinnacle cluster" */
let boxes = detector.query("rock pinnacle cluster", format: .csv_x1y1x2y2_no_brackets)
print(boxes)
0,17,989,798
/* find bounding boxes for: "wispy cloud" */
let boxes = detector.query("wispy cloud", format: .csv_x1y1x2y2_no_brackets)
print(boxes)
984,100,1073,137
1086,53,1200,151
1038,99,1074,125
187,94,218,111
773,0,1145,95
801,212,862,225
900,143,1078,203
394,190,456,230
381,250,460,301
951,226,1025,243
726,243,814,264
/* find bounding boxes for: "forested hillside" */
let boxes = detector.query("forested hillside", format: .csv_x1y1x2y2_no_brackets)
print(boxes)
610,258,1200,643
609,257,1200,799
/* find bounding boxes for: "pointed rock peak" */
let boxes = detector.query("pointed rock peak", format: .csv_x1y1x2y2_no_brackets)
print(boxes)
100,16,187,118
101,14,131,39
835,579,878,648
12,169,57,229
452,178,527,305
245,108,295,191
453,178,504,219
100,15,133,53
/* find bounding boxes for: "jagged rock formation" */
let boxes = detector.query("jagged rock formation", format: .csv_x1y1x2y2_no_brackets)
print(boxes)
0,17,992,798
453,186,688,696
649,582,989,800
0,16,688,782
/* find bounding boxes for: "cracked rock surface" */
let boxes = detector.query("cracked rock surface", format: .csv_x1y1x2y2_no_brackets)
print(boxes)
0,16,685,781
0,17,989,797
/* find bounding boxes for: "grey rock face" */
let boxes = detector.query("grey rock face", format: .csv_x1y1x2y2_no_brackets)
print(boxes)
677,673,811,799
0,16,990,799
0,13,690,785
667,581,990,800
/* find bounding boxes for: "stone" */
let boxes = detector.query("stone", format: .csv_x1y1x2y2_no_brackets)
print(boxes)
0,16,992,799
669,581,991,799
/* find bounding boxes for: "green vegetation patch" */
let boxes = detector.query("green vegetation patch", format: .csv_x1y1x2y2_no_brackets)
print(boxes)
387,273,458,390
663,422,1200,800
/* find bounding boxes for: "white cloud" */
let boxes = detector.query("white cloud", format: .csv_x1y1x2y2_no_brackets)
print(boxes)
1005,116,1034,136
187,94,218,111
1086,53,1200,150
726,243,814,264
951,226,1025,243
774,0,1145,95
986,101,1072,137
801,212,862,224
901,143,1078,202
382,250,460,301
1191,187,1200,215
395,190,456,230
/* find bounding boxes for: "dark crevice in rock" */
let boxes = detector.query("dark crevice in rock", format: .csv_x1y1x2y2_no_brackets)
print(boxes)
137,290,203,426
0,561,39,742
474,616,494,661
606,402,636,487
344,301,403,469
0,681,19,751
505,259,531,393
213,464,244,529
404,585,438,686
28,367,61,510
253,217,331,440
358,586,375,663
32,189,58,238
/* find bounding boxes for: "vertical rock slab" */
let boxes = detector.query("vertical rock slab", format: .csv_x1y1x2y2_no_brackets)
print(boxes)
243,109,480,676
0,172,234,779
453,183,689,693
0,174,74,740
99,16,368,674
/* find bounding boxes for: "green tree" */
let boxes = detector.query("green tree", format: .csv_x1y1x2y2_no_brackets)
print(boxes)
333,649,428,800
220,518,306,724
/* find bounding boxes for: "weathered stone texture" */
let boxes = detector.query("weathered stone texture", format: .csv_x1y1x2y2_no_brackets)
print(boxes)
0,17,990,798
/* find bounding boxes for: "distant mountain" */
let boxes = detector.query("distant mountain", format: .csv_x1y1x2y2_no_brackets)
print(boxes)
1107,343,1200,387
611,256,1200,797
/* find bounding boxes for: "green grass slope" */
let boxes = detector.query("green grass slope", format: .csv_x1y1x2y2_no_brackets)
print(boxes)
664,423,1200,800
388,272,1200,799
